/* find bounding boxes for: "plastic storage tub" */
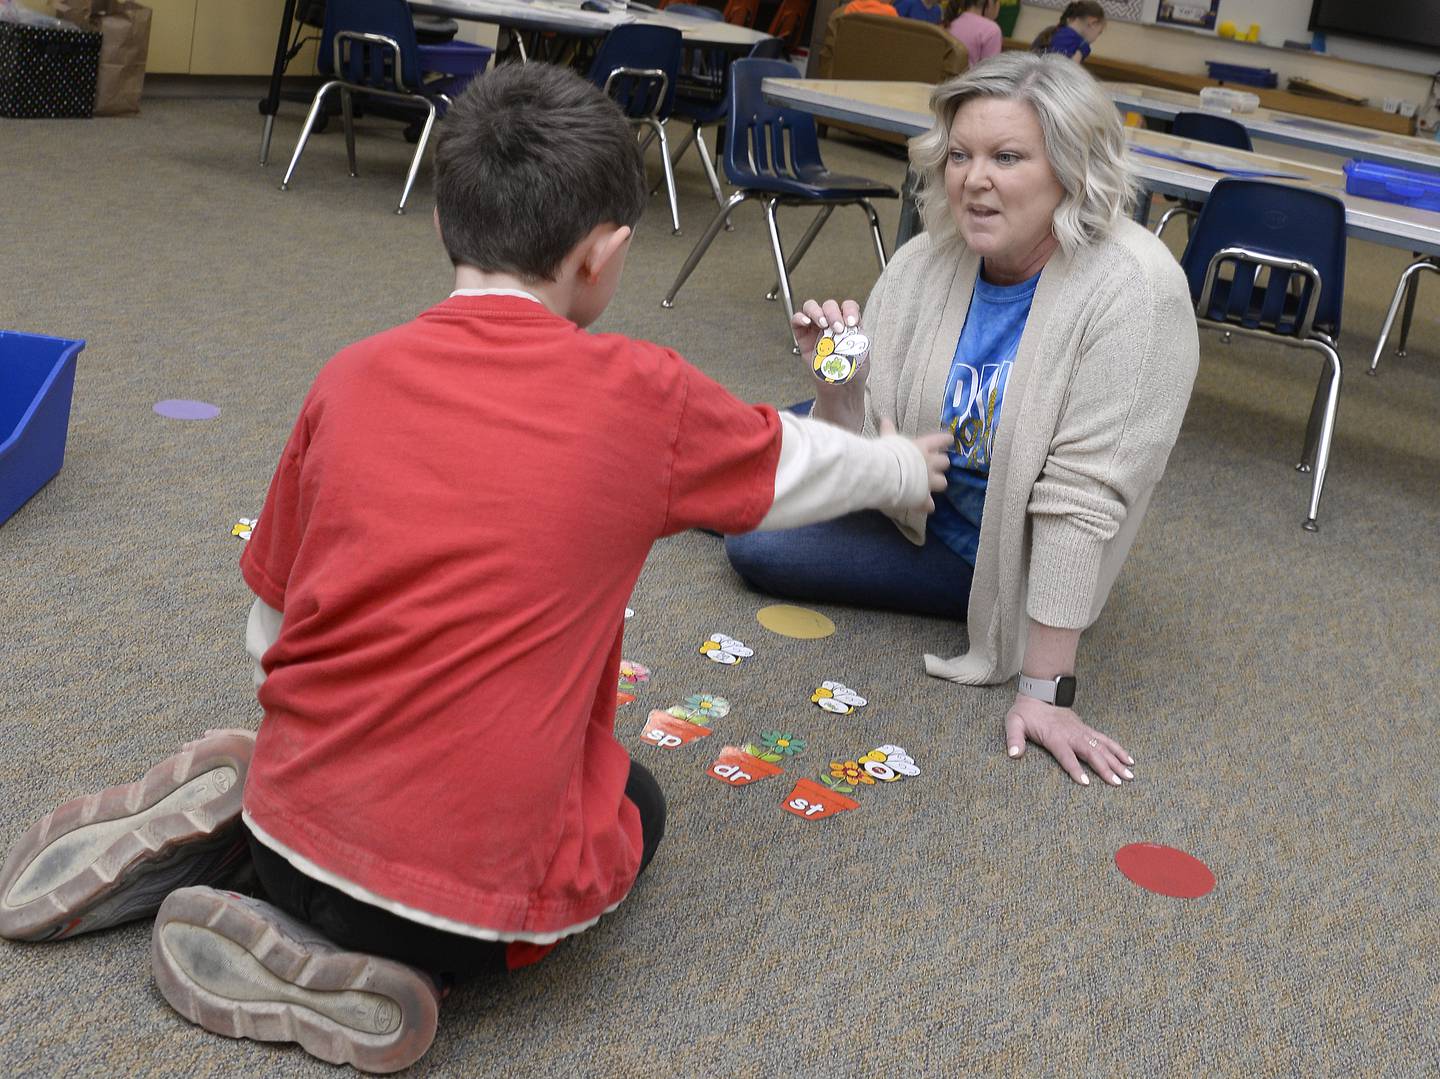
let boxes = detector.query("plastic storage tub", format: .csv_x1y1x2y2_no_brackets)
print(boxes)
1205,62,1278,88
0,331,84,526
1343,159,1440,212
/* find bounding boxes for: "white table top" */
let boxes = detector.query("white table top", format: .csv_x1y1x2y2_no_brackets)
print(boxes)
413,0,774,48
1105,82,1440,176
761,78,1440,258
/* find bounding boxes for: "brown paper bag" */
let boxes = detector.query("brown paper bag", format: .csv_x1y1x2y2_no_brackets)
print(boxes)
50,0,92,27
92,0,150,115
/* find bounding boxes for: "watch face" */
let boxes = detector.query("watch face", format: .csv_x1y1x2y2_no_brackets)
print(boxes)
1055,676,1077,708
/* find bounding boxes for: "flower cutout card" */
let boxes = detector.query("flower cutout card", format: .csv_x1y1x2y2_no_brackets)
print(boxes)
617,659,650,708
699,633,753,665
811,681,867,715
641,710,714,750
707,730,804,788
811,325,869,386
230,517,257,541
666,693,731,724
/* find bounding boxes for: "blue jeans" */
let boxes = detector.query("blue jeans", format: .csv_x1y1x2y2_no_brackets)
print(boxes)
724,511,973,620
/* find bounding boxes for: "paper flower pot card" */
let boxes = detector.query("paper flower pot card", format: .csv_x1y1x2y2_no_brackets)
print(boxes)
781,777,859,821
707,746,786,786
640,710,713,750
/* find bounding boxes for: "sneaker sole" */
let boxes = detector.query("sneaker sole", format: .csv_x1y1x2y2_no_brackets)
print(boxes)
152,887,438,1074
0,731,256,941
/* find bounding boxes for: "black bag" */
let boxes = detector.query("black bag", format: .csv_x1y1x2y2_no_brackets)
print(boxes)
0,19,102,119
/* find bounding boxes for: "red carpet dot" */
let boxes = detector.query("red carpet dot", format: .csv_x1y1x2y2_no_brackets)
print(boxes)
1115,843,1216,899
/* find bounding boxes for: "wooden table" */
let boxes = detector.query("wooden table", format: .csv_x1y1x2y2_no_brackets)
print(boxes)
1106,82,1440,176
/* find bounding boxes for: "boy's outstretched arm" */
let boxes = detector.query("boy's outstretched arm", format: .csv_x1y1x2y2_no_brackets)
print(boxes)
756,412,949,533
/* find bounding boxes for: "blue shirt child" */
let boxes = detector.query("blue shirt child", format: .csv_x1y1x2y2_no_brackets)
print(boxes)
929,267,1040,565
894,0,943,22
1045,24,1092,58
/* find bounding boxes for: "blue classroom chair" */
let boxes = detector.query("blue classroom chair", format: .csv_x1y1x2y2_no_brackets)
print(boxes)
663,36,786,224
1154,111,1253,240
280,0,492,214
1179,178,1348,531
590,25,686,234
662,58,898,346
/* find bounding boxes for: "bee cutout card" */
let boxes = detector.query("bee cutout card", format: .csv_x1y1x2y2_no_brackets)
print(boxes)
811,325,869,386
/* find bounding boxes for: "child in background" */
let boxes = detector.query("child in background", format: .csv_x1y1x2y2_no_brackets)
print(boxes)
0,63,948,1074
943,0,1003,64
1031,0,1106,60
894,0,943,24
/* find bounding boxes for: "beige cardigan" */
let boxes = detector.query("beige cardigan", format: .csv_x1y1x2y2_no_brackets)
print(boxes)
859,220,1199,685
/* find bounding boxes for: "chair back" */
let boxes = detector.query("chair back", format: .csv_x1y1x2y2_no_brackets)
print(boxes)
723,57,826,188
668,2,725,18
319,0,423,92
1172,110,1253,151
817,11,965,81
590,24,683,120
766,0,810,45
1180,178,1348,337
723,0,760,27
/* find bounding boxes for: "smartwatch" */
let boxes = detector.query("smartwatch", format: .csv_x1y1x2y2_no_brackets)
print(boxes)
1017,673,1077,708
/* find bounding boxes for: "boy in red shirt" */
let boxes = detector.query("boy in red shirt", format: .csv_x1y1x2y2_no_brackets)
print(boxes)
0,64,946,1073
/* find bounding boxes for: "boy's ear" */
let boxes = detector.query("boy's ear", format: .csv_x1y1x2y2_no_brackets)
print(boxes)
583,225,633,284
433,207,443,243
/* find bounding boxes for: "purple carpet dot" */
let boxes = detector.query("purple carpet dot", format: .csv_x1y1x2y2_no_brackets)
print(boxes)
154,399,221,421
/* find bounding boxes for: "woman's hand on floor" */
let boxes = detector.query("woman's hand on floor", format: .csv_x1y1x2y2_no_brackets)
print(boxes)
1004,694,1135,786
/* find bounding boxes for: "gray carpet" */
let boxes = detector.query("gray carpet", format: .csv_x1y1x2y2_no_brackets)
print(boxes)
1,89,1437,1078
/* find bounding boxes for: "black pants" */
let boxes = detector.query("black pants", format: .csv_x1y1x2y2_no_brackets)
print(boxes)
246,760,666,979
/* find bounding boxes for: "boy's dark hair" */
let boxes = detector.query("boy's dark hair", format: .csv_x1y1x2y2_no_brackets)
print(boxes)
433,63,647,282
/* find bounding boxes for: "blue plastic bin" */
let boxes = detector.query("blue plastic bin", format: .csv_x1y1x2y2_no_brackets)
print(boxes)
0,331,83,527
1343,159,1440,212
1205,62,1278,88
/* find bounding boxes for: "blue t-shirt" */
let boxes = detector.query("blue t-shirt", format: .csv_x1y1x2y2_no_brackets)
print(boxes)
1046,24,1092,58
929,268,1040,565
894,0,943,22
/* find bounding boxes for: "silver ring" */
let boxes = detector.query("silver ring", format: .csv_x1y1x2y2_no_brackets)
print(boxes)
1086,737,1099,748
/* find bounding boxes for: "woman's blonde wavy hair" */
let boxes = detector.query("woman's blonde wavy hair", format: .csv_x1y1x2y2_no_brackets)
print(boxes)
909,53,1138,255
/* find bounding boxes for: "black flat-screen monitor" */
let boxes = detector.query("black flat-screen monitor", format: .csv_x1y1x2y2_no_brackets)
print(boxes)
1308,0,1440,53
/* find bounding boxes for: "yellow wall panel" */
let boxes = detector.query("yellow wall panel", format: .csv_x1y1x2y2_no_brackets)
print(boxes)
189,0,308,76
144,0,197,74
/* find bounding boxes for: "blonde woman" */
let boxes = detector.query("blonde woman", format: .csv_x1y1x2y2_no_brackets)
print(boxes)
726,54,1199,787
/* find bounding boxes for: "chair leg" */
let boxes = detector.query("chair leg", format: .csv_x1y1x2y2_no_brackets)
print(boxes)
765,205,833,301
762,197,801,352
650,119,681,235
340,88,358,179
662,191,750,308
280,81,341,191
1396,255,1424,355
859,199,888,271
260,114,275,168
691,125,731,230
650,126,696,197
396,99,438,215
1368,258,1438,374
1297,341,1342,533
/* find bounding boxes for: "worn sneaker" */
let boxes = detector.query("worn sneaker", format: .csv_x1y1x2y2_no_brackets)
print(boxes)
0,729,256,942
152,886,440,1074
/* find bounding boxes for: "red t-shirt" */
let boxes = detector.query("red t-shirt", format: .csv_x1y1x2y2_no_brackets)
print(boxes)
240,295,781,939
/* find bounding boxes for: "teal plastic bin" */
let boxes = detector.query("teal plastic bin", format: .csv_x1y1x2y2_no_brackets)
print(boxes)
0,331,84,526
